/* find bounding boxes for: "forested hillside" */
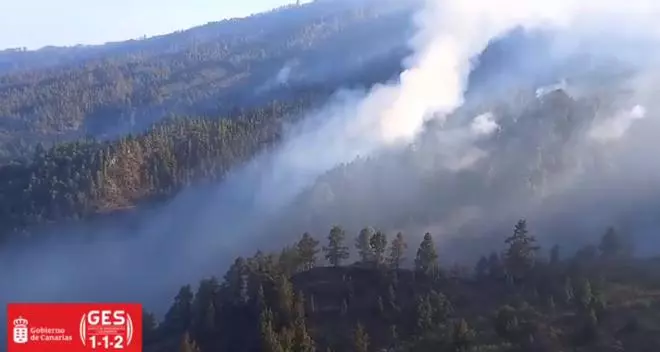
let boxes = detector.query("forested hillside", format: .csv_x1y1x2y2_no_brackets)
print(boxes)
144,221,660,352
0,0,599,245
0,97,316,243
2,1,660,351
273,82,660,261
0,0,413,162
0,0,417,242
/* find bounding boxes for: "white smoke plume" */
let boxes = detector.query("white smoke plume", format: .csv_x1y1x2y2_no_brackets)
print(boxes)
385,0,659,145
422,112,499,172
5,0,660,318
252,0,660,212
471,112,499,136
536,79,568,99
276,63,294,85
589,105,647,142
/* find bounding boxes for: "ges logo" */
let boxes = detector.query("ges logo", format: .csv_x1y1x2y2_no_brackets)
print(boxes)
79,310,136,347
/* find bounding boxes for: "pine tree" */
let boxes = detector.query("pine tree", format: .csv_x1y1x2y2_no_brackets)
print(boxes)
143,311,158,343
504,220,539,280
550,245,561,265
279,327,295,352
387,232,407,269
429,290,452,323
494,305,520,342
164,285,194,333
223,257,249,303
355,227,375,264
416,295,433,333
257,285,267,311
260,308,283,352
370,231,388,266
239,272,250,304
191,277,219,338
297,233,320,271
599,227,630,259
277,275,296,323
452,319,475,352
292,292,315,352
415,233,439,276
279,246,301,276
179,331,200,352
353,323,370,352
324,226,350,267
475,255,489,279
577,279,594,310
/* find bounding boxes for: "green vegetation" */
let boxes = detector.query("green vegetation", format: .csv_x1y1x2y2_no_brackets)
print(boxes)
0,0,415,243
1,4,657,352
0,0,410,161
0,100,306,243
141,222,660,352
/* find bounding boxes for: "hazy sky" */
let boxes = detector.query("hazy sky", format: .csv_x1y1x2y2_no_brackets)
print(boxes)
0,0,297,50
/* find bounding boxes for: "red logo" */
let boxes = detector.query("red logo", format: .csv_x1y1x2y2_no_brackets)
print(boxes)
7,303,142,352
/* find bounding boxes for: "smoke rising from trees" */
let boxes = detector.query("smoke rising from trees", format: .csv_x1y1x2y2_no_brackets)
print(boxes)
2,0,660,318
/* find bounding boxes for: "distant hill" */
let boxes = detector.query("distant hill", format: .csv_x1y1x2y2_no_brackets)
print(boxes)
0,0,415,162
0,0,647,245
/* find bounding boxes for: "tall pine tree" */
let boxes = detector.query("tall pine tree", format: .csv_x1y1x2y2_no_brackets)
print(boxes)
504,220,539,281
370,231,388,266
260,308,283,352
297,233,320,271
355,227,375,264
388,232,407,269
353,323,370,352
415,233,439,276
164,285,194,334
292,292,315,352
324,226,350,267
179,331,200,352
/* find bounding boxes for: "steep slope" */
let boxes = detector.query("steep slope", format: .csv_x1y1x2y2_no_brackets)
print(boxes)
0,0,557,244
0,0,414,162
1,14,654,249
0,98,311,244
276,70,660,261
142,228,660,352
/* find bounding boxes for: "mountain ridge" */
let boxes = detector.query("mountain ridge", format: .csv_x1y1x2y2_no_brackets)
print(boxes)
0,0,414,162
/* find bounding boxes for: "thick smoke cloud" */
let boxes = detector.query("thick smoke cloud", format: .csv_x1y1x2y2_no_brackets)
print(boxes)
269,0,660,259
2,0,660,323
254,0,660,210
588,105,647,142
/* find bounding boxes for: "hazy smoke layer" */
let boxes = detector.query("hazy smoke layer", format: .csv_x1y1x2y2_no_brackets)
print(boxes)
256,0,660,210
2,0,660,320
265,0,660,258
589,105,647,142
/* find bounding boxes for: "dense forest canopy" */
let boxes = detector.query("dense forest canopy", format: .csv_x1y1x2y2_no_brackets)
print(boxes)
140,221,660,352
0,0,589,245
0,0,414,162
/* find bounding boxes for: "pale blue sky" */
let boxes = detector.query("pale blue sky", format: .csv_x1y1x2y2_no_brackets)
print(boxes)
0,0,297,50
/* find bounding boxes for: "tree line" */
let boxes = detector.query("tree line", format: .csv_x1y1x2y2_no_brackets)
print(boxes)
144,220,648,352
0,0,407,161
0,99,311,243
